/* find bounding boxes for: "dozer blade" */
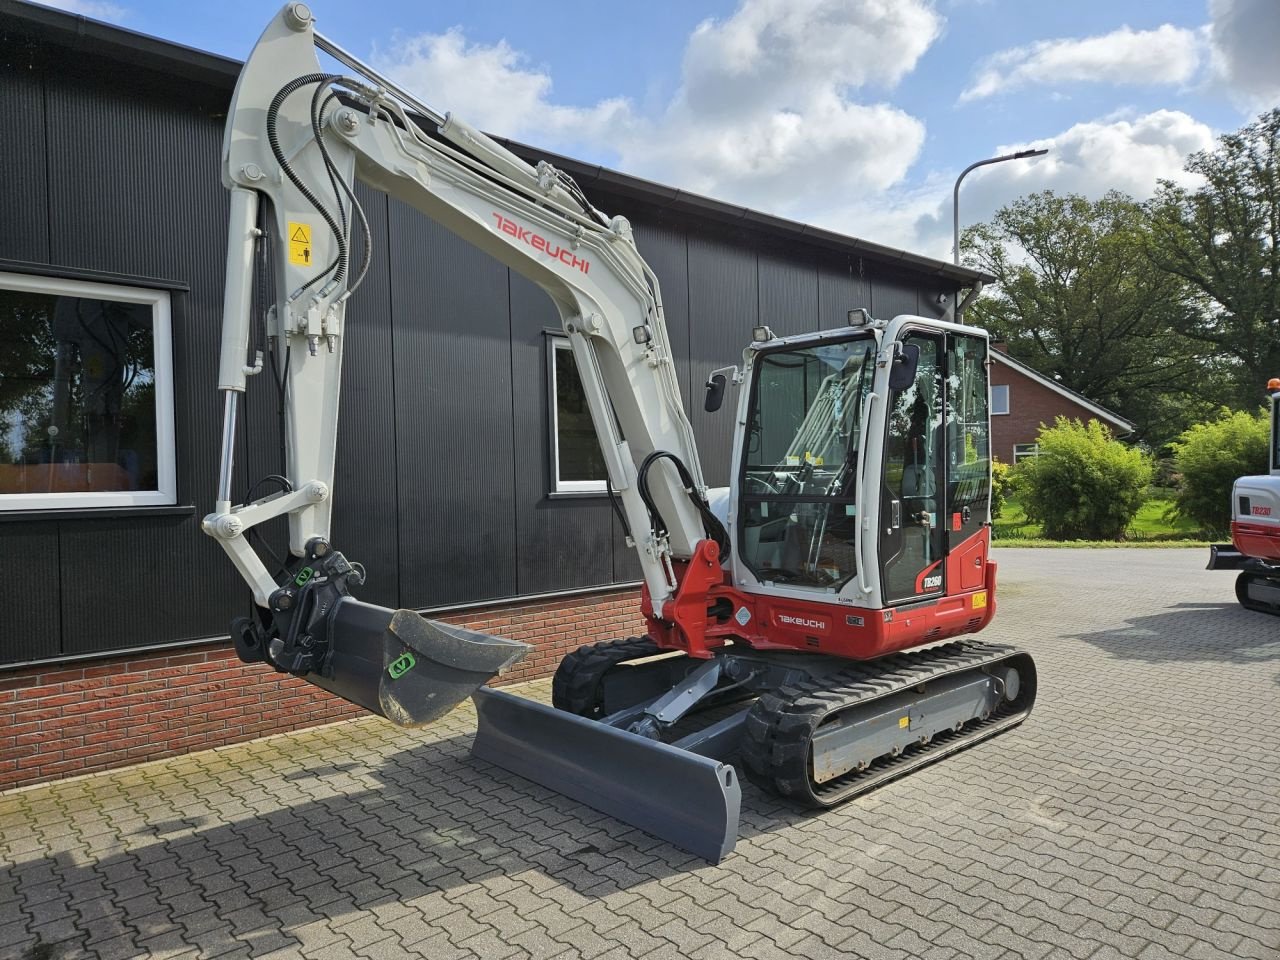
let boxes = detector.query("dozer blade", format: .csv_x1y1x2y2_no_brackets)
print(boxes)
1207,543,1247,570
471,687,742,863
306,598,529,727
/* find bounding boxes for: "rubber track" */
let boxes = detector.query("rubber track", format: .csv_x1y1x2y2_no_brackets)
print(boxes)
1235,572,1280,616
551,635,661,717
741,640,1035,808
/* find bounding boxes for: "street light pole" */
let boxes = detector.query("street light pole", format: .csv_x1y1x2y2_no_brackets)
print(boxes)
953,148,1048,265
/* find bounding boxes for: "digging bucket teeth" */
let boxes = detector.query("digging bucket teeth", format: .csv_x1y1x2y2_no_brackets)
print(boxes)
471,687,742,863
305,599,529,727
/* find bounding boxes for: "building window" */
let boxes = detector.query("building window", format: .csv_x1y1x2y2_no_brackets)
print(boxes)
549,338,607,493
1013,442,1040,463
0,271,176,511
991,383,1010,415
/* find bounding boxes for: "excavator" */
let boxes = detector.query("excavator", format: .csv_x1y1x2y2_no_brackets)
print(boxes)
1207,378,1280,614
205,3,1037,861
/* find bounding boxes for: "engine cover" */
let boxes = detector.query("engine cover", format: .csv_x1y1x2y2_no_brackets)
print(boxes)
1231,474,1280,562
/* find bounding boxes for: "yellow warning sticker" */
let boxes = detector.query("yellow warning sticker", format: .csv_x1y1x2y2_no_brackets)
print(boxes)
898,716,910,729
973,591,988,610
288,222,313,267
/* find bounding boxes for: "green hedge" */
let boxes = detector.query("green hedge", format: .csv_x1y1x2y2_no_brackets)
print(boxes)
991,458,1013,519
1171,408,1269,533
1015,418,1153,540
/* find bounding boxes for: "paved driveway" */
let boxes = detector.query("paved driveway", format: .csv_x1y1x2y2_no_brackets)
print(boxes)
2,548,1278,960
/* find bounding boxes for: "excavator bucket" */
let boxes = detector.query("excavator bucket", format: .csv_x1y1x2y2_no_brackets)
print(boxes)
305,599,529,727
471,687,742,862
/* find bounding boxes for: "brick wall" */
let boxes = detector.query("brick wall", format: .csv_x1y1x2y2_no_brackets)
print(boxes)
0,587,643,792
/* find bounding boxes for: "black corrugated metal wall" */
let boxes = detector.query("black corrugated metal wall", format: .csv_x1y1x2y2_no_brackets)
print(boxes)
0,34,954,667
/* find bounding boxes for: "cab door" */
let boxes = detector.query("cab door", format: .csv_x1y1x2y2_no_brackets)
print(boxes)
944,333,992,590
878,331,945,603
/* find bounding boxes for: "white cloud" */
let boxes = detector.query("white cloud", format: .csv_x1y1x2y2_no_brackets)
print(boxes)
814,176,957,254
899,110,1216,259
372,30,631,150
368,3,1223,268
613,0,939,211
32,0,127,21
618,98,926,214
960,25,1204,102
374,0,941,220
1208,0,1280,110
994,110,1213,196
676,0,939,117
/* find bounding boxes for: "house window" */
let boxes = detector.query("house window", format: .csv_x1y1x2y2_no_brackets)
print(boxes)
0,271,176,510
1013,443,1039,463
991,383,1010,415
549,338,607,493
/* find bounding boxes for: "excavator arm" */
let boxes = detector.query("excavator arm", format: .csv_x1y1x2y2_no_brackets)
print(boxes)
204,3,720,720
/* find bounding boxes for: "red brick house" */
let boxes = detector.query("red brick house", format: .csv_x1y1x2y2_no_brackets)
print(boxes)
990,346,1135,464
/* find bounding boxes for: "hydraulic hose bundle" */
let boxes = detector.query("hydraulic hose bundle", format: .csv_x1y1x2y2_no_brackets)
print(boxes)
636,450,731,561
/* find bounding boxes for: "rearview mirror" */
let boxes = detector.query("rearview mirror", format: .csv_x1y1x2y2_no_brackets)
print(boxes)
888,342,920,391
704,373,728,412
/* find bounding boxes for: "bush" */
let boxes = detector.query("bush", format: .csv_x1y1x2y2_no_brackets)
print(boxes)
1171,408,1269,533
1015,418,1153,540
990,458,1013,519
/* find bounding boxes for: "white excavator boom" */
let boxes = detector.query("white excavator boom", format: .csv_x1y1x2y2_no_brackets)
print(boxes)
206,2,713,620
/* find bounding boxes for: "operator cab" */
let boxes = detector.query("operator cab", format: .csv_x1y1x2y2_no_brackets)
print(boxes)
735,319,993,607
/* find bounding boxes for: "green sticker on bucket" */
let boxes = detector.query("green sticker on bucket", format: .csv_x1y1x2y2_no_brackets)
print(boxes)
388,652,416,679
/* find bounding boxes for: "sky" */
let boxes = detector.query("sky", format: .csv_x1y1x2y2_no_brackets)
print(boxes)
37,0,1280,261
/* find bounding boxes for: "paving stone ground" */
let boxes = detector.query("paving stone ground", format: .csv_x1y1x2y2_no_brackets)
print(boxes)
2,548,1279,960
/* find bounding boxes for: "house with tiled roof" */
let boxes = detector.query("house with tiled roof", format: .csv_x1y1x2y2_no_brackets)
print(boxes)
989,345,1135,464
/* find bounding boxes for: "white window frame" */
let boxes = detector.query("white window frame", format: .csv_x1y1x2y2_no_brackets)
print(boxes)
991,383,1010,415
0,271,177,511
549,337,607,494
1013,442,1040,463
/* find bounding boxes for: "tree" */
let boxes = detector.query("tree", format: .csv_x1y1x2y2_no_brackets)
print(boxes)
1170,408,1269,533
1149,109,1280,410
1015,417,1153,541
962,191,1218,446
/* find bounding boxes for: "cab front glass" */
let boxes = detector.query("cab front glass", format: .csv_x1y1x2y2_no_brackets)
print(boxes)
738,335,876,589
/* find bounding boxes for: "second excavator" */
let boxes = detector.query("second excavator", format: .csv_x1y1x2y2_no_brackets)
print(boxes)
204,3,1038,861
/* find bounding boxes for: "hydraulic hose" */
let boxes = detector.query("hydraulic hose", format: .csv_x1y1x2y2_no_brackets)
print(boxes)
265,73,349,288
636,451,731,561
